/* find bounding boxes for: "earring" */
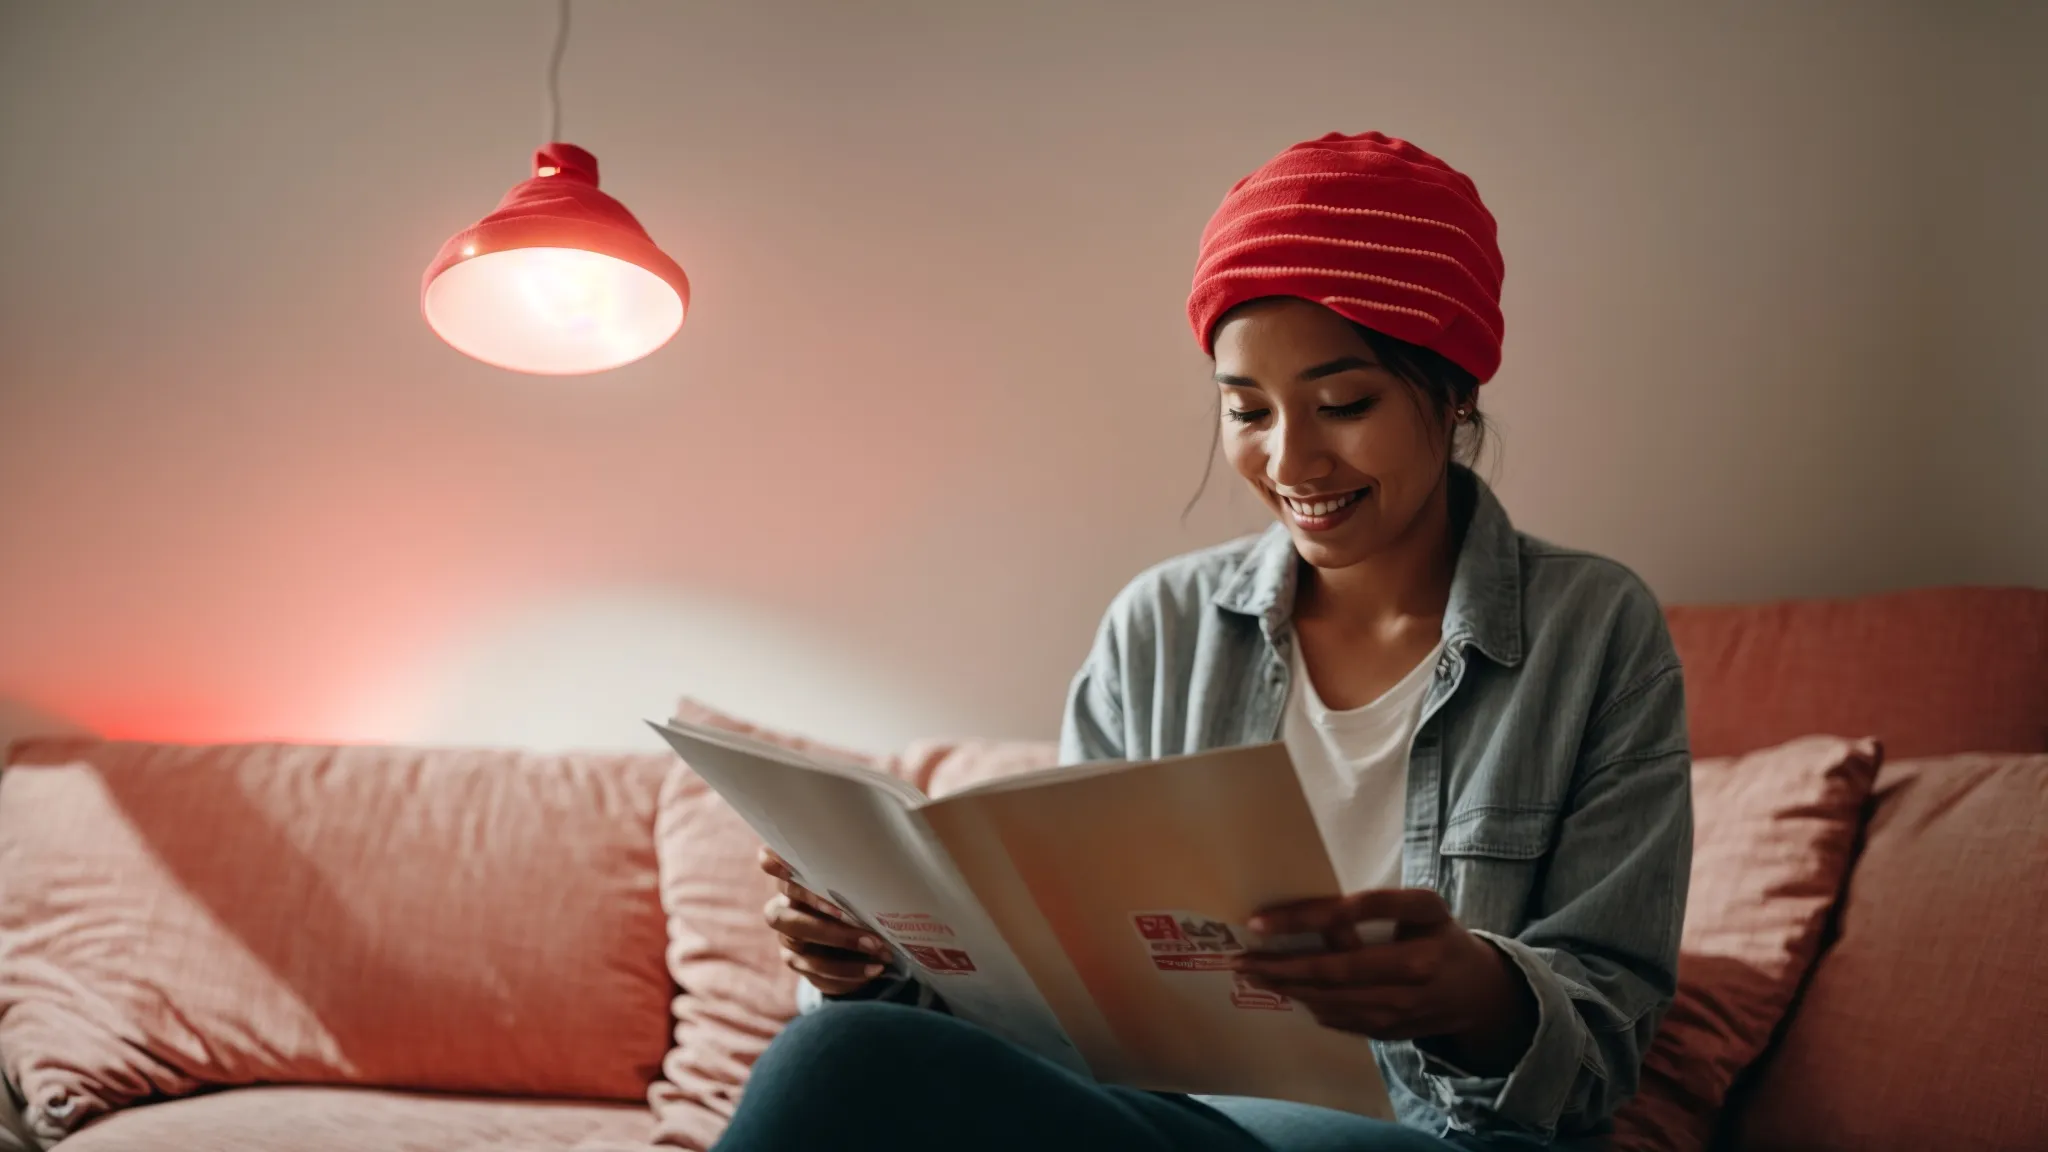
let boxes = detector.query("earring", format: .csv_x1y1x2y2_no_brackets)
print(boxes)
1453,406,1472,423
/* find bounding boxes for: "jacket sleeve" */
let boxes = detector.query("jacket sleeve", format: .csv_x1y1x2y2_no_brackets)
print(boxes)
1059,600,1128,766
1421,604,1693,1138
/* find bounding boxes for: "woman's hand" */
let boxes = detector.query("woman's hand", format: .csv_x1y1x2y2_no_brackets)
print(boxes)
1232,888,1538,1075
759,848,894,997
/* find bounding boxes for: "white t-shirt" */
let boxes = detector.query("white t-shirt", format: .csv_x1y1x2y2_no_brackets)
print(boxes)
1283,637,1443,893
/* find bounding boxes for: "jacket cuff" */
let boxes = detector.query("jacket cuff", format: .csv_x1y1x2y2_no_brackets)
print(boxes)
1416,931,1589,1136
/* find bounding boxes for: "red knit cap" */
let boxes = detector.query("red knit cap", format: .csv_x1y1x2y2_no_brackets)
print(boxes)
1188,132,1505,383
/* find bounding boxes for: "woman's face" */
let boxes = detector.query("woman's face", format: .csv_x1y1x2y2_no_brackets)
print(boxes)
1213,299,1453,571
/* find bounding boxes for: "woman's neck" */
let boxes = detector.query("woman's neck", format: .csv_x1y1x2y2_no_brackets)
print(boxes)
1295,469,1464,634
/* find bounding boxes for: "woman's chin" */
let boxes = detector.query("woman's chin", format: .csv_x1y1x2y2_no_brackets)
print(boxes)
1286,525,1375,571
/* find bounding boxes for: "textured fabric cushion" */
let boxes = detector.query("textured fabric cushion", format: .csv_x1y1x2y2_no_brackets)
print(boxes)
898,738,1059,798
1609,736,1883,1152
0,739,674,1144
1666,586,2047,760
1725,753,2048,1152
0,1077,32,1152
648,701,835,1149
54,1086,655,1152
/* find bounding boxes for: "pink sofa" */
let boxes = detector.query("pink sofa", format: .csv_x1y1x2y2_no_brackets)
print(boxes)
1,586,2042,1151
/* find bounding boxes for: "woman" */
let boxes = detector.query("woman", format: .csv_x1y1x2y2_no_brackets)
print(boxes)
730,132,1691,1151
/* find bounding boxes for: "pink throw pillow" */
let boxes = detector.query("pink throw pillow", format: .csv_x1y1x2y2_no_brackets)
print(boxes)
0,739,675,1145
897,738,1059,798
1725,753,2048,1151
1609,735,1883,1152
648,700,864,1149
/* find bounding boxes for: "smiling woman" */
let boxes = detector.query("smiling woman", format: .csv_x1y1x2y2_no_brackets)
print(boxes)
1212,305,1486,568
715,133,1692,1152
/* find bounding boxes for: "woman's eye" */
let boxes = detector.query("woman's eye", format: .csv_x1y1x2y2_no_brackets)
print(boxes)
1224,408,1269,424
1323,398,1377,418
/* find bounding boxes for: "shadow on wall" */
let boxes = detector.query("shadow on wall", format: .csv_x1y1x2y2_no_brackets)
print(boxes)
0,697,93,760
336,586,980,757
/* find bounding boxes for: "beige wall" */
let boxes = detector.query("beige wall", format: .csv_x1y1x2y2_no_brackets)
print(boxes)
1,1,2039,754
1920,1,2048,585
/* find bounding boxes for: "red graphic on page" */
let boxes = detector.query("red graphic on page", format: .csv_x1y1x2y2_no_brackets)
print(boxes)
875,911,956,938
1136,911,1299,1010
901,944,978,974
1133,911,1247,972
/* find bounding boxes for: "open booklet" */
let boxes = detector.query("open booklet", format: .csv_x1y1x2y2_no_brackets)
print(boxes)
649,716,1394,1119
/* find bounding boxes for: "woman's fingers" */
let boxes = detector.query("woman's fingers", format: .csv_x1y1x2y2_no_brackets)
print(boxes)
1234,936,1438,988
777,877,834,917
758,850,893,995
787,950,886,994
1249,888,1450,937
762,892,893,995
765,894,892,962
778,878,863,927
758,849,863,924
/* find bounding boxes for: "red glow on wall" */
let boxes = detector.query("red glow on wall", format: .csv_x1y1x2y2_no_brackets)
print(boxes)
45,694,254,745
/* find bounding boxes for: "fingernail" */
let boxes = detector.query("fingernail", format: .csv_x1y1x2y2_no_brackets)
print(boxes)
860,935,882,953
1248,917,1270,933
863,964,884,977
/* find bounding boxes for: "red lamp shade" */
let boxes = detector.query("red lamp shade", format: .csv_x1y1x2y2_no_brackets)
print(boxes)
422,143,689,375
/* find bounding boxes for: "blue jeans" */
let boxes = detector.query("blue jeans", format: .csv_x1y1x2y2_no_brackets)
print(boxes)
713,1002,1554,1151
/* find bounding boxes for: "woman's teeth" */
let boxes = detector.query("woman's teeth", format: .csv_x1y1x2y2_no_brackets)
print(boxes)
1284,490,1364,518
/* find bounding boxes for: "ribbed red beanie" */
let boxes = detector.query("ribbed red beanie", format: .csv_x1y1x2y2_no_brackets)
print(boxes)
1187,132,1505,383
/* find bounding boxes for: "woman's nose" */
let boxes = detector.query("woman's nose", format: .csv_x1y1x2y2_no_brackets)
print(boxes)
1266,421,1333,489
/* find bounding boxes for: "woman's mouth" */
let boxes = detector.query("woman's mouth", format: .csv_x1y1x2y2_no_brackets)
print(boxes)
1281,488,1368,532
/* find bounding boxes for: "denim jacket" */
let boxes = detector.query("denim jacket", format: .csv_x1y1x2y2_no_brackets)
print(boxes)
812,469,1690,1141
1058,467,1691,1141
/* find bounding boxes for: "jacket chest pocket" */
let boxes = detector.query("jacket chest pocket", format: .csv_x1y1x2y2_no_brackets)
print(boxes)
1436,807,1554,936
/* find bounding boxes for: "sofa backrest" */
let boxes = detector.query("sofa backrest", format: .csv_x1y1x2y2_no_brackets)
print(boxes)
1665,586,2048,759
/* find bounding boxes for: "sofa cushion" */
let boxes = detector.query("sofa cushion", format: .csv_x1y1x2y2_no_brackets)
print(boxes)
649,700,860,1150
0,740,675,1144
1724,752,2048,1151
53,1086,655,1152
898,737,1060,798
648,711,801,1150
1607,735,1883,1152
1666,586,2047,759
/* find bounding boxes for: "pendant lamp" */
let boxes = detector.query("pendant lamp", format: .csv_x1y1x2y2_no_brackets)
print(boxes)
421,0,689,375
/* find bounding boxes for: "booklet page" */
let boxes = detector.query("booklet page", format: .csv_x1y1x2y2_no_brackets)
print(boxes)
649,719,1085,1073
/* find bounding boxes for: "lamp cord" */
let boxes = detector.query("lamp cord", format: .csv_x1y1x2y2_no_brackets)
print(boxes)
543,0,571,144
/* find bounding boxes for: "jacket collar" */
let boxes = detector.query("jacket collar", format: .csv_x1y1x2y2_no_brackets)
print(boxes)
1212,466,1525,668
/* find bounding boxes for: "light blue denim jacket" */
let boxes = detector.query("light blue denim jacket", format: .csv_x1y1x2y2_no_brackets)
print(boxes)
815,468,1690,1142
1059,468,1691,1141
